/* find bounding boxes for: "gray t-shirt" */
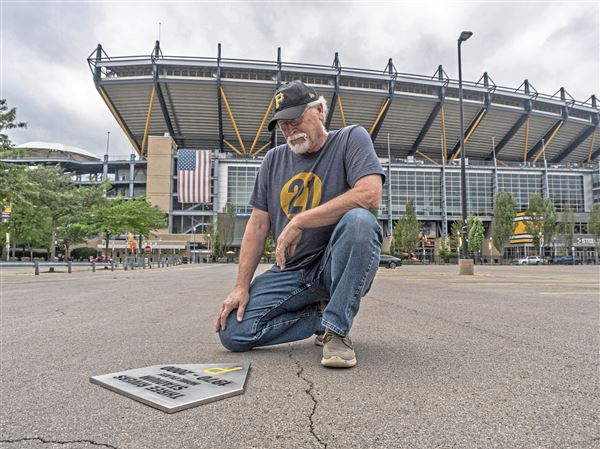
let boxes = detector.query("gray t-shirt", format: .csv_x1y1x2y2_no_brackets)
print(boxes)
249,125,385,271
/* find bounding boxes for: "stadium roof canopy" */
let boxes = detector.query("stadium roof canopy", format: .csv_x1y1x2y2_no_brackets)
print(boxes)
16,141,101,161
88,42,599,164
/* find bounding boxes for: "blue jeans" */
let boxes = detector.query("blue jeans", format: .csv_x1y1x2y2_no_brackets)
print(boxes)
219,208,382,352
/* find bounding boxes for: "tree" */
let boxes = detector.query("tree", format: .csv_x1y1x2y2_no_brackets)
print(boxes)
491,191,516,258
437,238,451,263
204,221,220,261
521,194,557,258
392,198,420,255
27,166,108,260
56,216,96,260
589,204,600,263
8,202,50,259
449,220,463,255
263,234,275,262
211,227,222,260
0,98,26,153
524,194,546,256
119,196,167,240
92,196,166,257
467,216,485,256
561,204,576,256
217,203,236,254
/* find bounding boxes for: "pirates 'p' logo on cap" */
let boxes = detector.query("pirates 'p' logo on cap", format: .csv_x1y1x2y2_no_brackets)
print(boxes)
275,92,284,110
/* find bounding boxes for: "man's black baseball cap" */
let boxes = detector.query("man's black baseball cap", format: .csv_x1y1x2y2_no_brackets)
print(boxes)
267,80,319,132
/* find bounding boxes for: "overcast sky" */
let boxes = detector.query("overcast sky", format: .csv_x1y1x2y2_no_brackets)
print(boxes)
1,0,598,157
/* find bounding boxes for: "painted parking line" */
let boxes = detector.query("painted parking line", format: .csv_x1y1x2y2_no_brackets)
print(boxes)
539,292,600,296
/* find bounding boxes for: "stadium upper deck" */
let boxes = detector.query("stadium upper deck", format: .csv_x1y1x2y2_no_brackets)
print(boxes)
88,41,599,164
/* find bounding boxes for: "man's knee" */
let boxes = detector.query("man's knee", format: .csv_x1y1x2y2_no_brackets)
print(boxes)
218,316,254,352
338,208,380,242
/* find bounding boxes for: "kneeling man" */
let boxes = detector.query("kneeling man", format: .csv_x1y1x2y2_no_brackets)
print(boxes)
215,80,385,368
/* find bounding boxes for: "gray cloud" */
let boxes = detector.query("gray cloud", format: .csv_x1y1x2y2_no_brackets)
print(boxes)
2,1,598,157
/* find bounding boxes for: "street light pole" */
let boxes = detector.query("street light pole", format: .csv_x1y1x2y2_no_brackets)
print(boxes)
458,30,473,273
103,131,111,182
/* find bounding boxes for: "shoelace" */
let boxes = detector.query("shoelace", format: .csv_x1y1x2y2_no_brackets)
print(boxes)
323,330,353,348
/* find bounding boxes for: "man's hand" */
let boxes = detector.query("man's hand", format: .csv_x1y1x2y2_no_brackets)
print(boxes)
275,218,303,270
215,286,250,332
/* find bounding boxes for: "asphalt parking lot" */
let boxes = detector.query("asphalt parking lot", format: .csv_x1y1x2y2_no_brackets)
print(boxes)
1,263,598,449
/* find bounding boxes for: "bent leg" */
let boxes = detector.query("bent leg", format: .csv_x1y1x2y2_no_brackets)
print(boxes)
313,208,382,336
218,268,324,352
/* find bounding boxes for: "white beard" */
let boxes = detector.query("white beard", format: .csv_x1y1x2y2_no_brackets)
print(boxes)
286,133,312,154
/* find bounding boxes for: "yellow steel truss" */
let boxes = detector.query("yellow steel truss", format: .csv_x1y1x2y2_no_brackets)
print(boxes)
533,122,563,163
450,109,486,163
250,98,273,156
588,130,597,163
141,86,157,155
98,87,141,155
369,99,390,136
337,96,347,128
220,87,247,155
416,151,438,165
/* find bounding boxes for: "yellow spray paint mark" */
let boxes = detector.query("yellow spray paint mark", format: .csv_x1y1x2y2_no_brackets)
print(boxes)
202,366,243,375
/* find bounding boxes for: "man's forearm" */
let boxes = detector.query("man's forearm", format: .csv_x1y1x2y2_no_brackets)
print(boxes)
235,225,268,290
294,183,380,230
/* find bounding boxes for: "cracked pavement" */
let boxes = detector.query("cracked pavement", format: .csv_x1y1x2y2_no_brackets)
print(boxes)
1,264,599,448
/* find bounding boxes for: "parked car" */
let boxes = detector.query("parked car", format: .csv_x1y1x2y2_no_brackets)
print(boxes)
91,256,113,263
379,255,402,269
555,255,582,265
515,256,542,265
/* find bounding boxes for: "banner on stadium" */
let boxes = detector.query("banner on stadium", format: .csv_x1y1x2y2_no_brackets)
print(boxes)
177,149,212,204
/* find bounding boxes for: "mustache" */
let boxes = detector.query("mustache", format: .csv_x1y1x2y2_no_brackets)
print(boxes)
287,132,308,142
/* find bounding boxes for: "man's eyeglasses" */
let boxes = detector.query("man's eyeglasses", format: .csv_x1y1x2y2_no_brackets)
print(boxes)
278,109,307,130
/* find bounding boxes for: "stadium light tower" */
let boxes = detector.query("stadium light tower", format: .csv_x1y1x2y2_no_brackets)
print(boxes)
458,30,473,274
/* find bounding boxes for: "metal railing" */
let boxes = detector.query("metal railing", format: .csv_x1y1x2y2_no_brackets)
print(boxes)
0,256,185,275
1,261,115,275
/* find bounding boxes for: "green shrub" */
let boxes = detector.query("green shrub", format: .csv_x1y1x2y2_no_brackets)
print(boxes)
71,247,98,260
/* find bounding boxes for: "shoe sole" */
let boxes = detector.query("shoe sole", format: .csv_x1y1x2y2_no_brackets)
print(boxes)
321,355,357,368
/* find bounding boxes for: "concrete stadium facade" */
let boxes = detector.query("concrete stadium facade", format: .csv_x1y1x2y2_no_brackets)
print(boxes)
7,42,600,261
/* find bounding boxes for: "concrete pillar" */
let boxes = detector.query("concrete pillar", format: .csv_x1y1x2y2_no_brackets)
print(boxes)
459,259,474,275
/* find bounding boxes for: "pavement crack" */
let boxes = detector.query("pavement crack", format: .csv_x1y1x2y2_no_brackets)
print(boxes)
288,344,327,449
0,437,119,448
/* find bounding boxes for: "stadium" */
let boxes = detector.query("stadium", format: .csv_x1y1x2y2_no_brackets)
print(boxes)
6,41,600,261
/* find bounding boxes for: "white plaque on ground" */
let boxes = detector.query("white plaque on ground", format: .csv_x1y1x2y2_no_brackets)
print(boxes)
90,363,250,413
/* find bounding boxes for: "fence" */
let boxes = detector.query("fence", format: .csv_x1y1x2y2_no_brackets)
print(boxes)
1,256,185,275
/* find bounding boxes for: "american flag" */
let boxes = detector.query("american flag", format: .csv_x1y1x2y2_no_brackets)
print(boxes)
177,149,212,203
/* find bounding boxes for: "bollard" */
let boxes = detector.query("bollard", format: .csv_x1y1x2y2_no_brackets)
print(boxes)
124,259,128,271
92,262,96,273
111,261,115,272
68,261,72,274
35,261,39,275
